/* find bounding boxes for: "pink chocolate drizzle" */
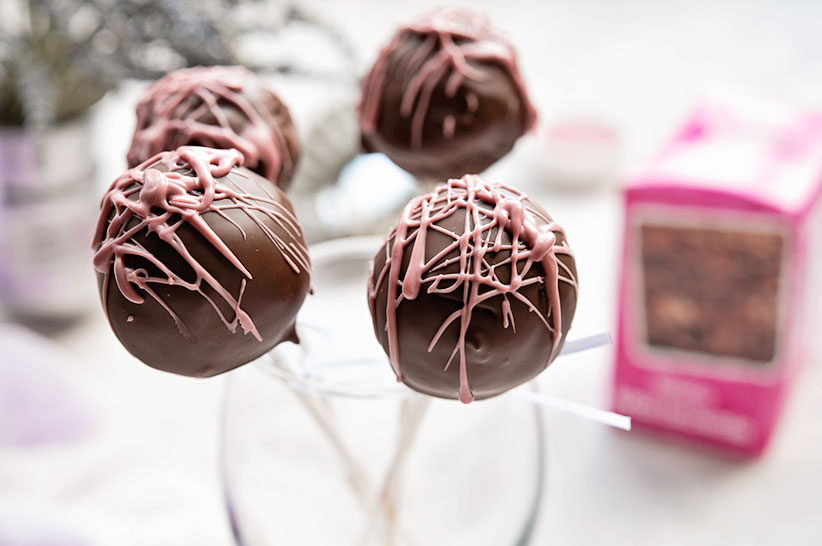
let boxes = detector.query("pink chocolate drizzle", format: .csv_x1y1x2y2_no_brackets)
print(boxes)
92,146,310,342
368,175,577,404
358,8,538,149
127,66,293,187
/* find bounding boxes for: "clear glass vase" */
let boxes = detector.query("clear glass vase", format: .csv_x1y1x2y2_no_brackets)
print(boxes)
220,237,547,546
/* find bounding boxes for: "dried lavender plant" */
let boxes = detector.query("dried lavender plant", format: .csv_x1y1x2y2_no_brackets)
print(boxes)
0,0,356,127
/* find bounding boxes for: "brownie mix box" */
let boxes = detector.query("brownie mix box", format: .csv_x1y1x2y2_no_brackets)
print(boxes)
613,103,822,457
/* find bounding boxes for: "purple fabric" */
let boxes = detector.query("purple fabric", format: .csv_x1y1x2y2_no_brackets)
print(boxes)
0,324,97,447
0,505,94,546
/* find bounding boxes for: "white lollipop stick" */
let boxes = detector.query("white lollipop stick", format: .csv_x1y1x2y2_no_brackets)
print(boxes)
512,389,631,431
281,327,631,430
519,330,630,431
559,331,612,356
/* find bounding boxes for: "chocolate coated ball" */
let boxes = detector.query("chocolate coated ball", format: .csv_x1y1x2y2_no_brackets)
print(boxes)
128,65,300,190
93,146,311,377
368,175,577,403
358,9,536,180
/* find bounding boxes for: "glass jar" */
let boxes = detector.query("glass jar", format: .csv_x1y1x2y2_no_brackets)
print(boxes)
220,237,547,546
0,116,98,321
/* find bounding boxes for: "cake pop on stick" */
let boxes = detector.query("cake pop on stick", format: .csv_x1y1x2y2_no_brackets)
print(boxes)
92,146,311,377
128,66,300,190
368,174,578,403
358,8,537,181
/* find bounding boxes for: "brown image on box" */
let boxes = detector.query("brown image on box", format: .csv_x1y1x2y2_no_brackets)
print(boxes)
639,224,783,364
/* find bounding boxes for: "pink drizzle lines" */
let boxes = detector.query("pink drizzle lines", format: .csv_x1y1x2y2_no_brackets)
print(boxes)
358,8,537,149
92,146,310,342
128,66,292,186
368,175,577,403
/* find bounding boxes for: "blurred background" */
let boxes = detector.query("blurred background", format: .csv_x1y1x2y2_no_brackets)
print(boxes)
2,0,822,544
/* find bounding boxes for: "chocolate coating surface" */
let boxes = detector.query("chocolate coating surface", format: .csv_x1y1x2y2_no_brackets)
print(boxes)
368,175,577,403
128,65,300,190
358,8,536,180
93,147,311,377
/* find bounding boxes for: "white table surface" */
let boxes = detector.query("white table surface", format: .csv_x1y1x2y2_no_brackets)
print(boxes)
2,1,822,544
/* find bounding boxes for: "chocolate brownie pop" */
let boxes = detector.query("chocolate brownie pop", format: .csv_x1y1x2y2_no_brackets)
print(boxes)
368,175,577,403
127,65,300,190
92,146,311,377
358,8,537,181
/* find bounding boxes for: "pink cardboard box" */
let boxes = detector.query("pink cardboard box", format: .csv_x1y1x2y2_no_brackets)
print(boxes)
613,104,822,457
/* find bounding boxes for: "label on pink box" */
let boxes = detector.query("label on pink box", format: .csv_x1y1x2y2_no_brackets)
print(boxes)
613,103,822,457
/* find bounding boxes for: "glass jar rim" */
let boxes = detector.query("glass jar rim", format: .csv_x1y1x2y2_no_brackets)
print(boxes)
254,235,422,401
